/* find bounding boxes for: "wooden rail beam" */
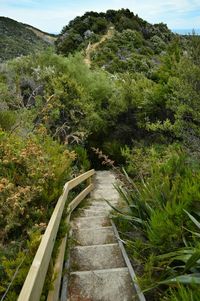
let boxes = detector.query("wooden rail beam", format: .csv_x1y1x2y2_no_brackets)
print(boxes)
68,183,94,213
46,236,67,301
47,183,94,301
18,169,95,301
18,188,70,301
67,169,94,190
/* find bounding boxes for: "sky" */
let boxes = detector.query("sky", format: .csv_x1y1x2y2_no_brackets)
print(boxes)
0,0,200,33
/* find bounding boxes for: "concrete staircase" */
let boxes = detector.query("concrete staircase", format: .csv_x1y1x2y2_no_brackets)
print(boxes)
67,171,137,301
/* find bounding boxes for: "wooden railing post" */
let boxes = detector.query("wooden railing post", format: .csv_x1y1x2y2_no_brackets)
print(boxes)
86,174,93,197
87,177,91,185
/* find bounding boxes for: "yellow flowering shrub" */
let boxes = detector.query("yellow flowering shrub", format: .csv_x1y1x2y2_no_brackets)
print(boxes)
0,129,75,298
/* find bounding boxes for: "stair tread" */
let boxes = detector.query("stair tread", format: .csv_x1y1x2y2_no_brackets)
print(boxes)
77,209,108,217
73,227,116,246
70,243,126,271
72,216,111,229
66,171,138,301
69,267,137,301
71,267,129,275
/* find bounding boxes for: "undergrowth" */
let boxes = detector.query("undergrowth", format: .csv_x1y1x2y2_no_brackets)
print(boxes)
112,145,200,300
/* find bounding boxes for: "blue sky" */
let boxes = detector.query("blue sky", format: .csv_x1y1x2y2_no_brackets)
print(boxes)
1,0,200,33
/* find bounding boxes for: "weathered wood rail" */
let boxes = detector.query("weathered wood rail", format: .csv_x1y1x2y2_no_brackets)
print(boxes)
18,169,95,301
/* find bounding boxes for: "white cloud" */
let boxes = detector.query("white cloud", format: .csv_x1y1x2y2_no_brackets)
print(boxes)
106,0,200,27
1,0,200,32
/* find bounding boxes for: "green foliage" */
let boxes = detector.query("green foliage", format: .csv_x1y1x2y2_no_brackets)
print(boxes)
146,47,200,153
189,33,200,65
0,9,199,300
0,51,123,145
114,147,200,299
150,35,166,53
0,230,41,300
0,17,53,62
56,9,173,57
163,285,200,301
0,110,16,131
102,140,125,164
0,129,75,298
0,129,75,240
91,29,154,73
121,144,168,178
73,145,91,172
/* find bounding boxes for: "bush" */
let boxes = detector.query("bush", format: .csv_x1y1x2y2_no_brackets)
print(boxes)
73,145,91,172
114,147,200,299
0,110,16,130
0,129,75,299
150,35,167,53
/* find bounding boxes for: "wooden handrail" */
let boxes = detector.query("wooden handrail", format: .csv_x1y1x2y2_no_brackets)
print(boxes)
18,169,95,301
47,184,94,301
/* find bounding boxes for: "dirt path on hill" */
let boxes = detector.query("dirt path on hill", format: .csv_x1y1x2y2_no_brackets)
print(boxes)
84,27,114,67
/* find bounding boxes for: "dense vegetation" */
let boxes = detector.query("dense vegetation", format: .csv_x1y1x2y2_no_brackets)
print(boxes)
56,9,173,57
0,17,55,62
1,8,200,300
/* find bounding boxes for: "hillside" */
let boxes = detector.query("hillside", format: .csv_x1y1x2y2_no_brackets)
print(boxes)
24,24,57,44
0,17,56,61
56,9,178,75
56,9,174,58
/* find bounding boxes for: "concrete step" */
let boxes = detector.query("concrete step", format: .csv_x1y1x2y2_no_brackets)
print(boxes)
92,189,120,201
84,203,111,209
64,171,139,301
70,244,125,271
68,267,137,301
72,216,111,229
87,198,117,203
85,205,113,213
86,200,111,206
77,208,108,217
73,227,117,246
91,193,119,201
87,200,118,207
87,204,112,210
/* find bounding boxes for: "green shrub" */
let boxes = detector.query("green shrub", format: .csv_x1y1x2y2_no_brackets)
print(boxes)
103,140,125,164
114,147,200,299
0,110,16,130
0,129,75,299
73,145,91,172
164,285,200,301
0,129,75,242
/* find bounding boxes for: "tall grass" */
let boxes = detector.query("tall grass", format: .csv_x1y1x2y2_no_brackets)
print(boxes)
112,147,200,300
